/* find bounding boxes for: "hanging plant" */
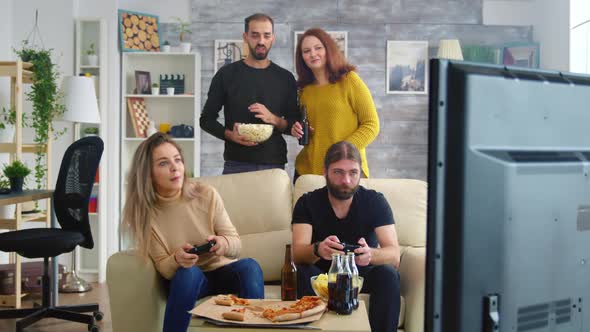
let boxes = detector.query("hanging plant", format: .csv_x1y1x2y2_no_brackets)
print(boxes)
14,42,66,189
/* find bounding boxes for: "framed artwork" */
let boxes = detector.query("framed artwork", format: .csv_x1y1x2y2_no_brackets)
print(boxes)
127,97,151,138
135,70,152,95
502,43,540,68
118,9,161,52
462,45,502,65
386,41,428,95
294,31,348,67
214,40,248,73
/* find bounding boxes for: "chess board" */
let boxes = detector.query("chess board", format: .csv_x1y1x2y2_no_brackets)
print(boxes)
127,97,151,138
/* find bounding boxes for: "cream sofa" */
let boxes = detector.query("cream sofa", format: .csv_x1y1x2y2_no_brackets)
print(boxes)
107,169,426,332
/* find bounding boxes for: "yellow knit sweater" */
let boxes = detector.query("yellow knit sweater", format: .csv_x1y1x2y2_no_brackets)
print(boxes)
295,71,379,177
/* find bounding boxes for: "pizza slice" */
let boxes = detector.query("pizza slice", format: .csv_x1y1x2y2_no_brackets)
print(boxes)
222,307,246,321
262,296,326,322
214,294,250,306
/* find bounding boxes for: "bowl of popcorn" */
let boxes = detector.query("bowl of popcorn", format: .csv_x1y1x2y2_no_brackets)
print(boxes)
237,123,273,143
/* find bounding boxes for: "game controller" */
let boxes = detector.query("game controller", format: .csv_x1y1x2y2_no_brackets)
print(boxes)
339,242,361,255
187,240,216,255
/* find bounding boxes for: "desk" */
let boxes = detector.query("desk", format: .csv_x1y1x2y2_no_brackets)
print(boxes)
0,190,54,308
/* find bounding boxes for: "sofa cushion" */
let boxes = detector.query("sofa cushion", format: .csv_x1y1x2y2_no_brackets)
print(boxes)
293,175,427,247
196,169,293,281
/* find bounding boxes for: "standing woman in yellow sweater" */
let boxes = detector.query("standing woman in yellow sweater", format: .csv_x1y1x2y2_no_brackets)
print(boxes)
122,133,264,332
291,28,379,179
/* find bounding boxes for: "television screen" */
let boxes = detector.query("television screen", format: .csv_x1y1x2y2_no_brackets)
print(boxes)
425,59,590,332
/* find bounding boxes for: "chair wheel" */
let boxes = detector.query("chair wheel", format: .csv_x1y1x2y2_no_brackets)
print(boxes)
88,324,99,332
93,311,104,321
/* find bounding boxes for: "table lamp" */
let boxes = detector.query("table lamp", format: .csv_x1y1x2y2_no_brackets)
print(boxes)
59,76,100,293
437,39,464,60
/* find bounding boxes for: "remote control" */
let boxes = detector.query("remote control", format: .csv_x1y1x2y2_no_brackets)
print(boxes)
187,240,216,255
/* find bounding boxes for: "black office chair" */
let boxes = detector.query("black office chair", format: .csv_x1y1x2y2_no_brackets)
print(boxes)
0,136,104,332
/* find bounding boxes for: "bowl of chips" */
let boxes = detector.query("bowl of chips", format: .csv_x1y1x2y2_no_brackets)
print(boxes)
237,123,273,143
310,274,329,301
311,273,364,302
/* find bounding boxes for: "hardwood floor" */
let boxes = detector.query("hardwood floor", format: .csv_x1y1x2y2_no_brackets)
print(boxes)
0,283,112,332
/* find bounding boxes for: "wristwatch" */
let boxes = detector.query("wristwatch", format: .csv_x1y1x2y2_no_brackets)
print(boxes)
313,241,321,258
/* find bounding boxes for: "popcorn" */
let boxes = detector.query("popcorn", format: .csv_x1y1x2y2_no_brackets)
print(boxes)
237,123,273,143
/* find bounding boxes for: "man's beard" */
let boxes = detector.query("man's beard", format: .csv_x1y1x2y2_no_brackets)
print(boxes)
326,177,360,201
248,44,270,60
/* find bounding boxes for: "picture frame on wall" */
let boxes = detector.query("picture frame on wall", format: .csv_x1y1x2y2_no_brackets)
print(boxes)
214,40,248,73
134,70,152,95
118,9,161,52
386,41,428,95
502,43,540,68
294,31,348,67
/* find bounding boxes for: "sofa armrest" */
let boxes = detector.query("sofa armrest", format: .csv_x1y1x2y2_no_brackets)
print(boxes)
398,246,425,332
107,250,167,332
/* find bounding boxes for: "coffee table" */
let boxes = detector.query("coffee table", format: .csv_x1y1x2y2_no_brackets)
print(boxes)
189,300,371,332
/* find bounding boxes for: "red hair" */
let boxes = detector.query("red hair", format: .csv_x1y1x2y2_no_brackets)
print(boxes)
295,28,356,88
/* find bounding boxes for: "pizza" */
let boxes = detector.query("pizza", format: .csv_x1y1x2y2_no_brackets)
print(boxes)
261,296,326,322
214,294,250,306
222,307,246,321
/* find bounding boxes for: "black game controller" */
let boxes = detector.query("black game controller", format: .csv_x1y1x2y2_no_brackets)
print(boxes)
187,240,216,255
339,242,361,255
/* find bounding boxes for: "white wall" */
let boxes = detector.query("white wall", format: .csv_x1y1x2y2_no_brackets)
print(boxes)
570,0,590,73
531,0,570,71
483,0,536,26
570,0,590,28
118,0,190,22
483,0,570,71
0,0,12,110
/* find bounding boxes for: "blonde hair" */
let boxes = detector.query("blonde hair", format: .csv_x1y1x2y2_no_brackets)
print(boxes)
121,133,189,259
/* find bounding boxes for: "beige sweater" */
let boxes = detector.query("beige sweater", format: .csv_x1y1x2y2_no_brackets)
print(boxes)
148,181,241,280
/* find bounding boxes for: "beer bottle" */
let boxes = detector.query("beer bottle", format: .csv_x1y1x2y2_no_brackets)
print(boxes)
327,253,342,311
298,105,309,145
281,244,297,300
346,252,360,309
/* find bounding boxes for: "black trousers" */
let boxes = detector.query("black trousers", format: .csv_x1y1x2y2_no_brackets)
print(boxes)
296,263,401,332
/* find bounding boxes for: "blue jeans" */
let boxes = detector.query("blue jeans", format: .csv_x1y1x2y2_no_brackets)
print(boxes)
222,160,284,175
296,263,400,332
163,258,264,332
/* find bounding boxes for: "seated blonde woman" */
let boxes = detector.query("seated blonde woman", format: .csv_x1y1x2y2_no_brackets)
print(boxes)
122,133,264,332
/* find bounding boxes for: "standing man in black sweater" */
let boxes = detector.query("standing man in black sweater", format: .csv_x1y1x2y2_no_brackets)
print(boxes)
200,13,299,174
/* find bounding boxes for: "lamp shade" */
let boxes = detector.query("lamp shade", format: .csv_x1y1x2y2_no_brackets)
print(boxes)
61,76,101,124
437,39,464,60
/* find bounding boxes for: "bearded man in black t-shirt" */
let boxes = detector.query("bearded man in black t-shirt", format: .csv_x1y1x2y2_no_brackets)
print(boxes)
292,141,401,332
200,13,299,174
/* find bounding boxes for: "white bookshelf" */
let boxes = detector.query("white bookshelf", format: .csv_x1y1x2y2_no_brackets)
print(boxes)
120,53,201,247
74,18,108,282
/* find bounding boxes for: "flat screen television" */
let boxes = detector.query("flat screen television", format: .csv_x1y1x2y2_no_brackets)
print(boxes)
425,59,590,332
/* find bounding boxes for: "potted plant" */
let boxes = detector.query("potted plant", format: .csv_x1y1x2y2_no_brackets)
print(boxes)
152,82,160,95
162,40,171,53
14,42,66,191
86,43,98,66
2,160,31,193
172,17,192,53
83,127,99,137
